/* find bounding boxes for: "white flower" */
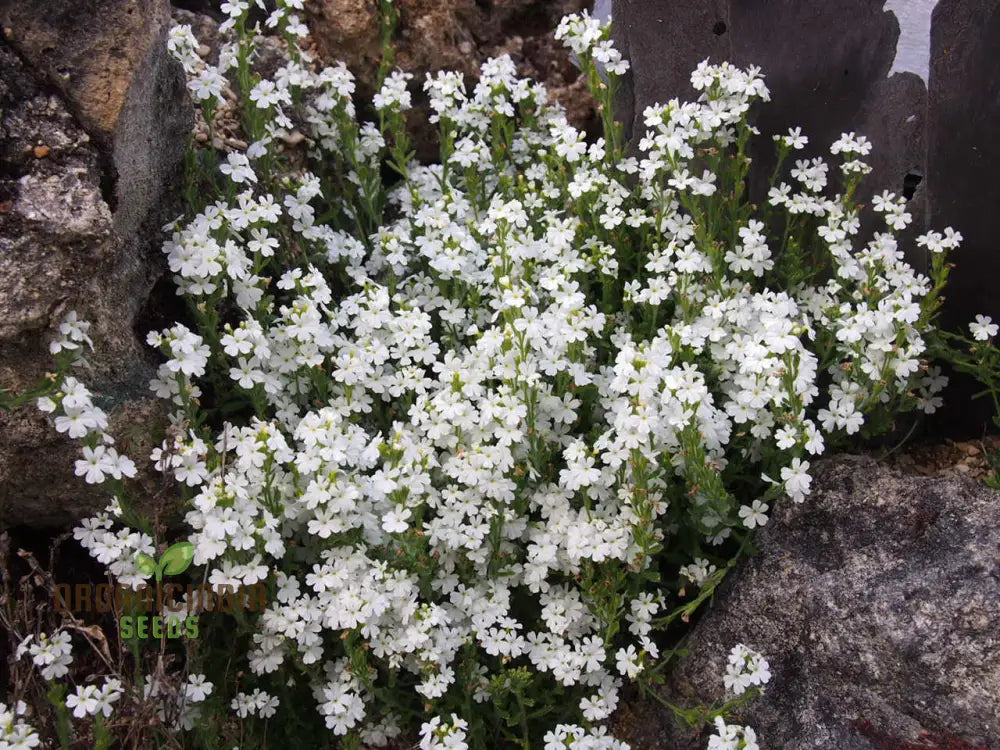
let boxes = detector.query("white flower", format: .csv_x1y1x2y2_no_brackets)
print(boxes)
738,500,769,529
777,126,808,149
382,508,412,534
74,445,111,484
185,674,214,703
95,679,123,718
970,314,998,341
679,558,717,587
779,458,812,502
220,152,257,184
615,645,643,678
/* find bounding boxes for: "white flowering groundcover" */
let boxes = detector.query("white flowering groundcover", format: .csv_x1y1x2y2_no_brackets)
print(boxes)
8,4,968,750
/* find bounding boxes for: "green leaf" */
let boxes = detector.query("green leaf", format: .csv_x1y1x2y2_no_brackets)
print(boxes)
159,541,195,577
134,552,158,578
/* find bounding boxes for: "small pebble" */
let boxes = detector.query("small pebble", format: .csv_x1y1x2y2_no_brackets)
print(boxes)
197,44,211,58
33,145,50,158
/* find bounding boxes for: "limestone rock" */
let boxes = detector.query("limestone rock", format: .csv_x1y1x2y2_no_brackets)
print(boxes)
616,455,1000,749
0,0,189,528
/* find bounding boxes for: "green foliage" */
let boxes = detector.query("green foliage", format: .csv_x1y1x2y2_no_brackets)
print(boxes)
12,5,967,750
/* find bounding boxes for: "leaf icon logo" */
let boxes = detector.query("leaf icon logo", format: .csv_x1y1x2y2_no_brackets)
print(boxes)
135,542,195,581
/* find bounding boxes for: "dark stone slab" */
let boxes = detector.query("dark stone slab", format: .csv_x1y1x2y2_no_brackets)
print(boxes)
613,0,926,220
925,0,1000,434
729,2,926,219
611,0,729,144
612,0,1000,436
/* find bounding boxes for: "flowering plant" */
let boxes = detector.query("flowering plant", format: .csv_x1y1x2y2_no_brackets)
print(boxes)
933,313,1000,487
22,4,960,748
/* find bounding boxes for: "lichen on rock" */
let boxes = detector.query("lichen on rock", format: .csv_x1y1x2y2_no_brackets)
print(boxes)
618,455,1000,750
0,0,189,528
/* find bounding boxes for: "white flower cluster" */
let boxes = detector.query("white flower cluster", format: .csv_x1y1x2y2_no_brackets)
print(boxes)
37,313,138,489
555,11,629,76
0,701,40,750
419,714,469,750
707,644,770,750
73,511,155,588
723,644,771,697
36,6,960,748
231,688,279,718
37,376,105,441
48,311,92,356
168,0,306,122
374,71,414,112
65,679,123,719
141,673,215,731
543,723,628,750
17,631,73,681
707,717,759,750
35,314,141,580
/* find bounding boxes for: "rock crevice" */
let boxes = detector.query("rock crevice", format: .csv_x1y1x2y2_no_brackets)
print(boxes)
616,455,1000,750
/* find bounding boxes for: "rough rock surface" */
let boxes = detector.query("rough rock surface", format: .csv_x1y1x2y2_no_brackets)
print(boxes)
0,0,189,528
307,0,590,86
615,455,1000,749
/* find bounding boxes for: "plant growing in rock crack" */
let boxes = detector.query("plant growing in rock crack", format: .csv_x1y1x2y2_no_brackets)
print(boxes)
11,2,965,748
933,312,1000,488
0,312,91,412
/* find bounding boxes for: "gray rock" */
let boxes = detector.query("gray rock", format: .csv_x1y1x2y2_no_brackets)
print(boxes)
0,0,189,528
594,0,613,23
615,455,1000,749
